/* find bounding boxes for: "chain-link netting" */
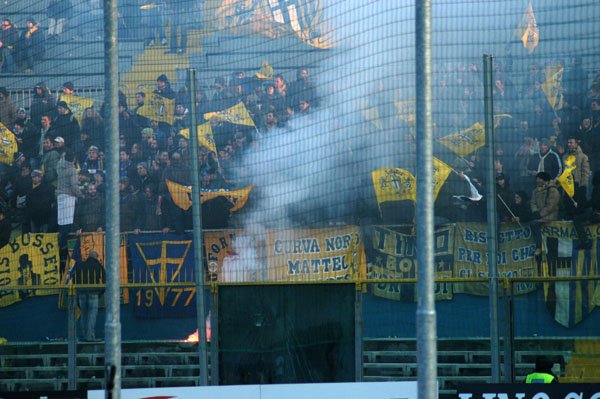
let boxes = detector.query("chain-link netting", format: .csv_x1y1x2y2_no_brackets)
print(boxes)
0,0,600,392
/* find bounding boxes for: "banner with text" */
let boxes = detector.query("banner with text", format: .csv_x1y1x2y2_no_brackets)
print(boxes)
265,226,365,281
453,223,538,296
204,230,263,283
0,233,60,307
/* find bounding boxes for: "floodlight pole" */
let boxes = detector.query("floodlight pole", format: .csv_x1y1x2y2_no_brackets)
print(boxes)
188,69,210,386
104,0,121,396
483,54,501,383
415,1,437,399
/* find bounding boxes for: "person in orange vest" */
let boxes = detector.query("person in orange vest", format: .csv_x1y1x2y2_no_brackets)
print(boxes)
525,356,558,383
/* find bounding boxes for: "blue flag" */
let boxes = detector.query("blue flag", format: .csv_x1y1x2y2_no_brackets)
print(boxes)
129,233,197,318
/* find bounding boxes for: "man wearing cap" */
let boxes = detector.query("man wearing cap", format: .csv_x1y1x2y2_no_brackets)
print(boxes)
54,101,80,147
528,138,563,180
54,136,66,154
0,19,18,73
26,169,56,232
62,82,75,97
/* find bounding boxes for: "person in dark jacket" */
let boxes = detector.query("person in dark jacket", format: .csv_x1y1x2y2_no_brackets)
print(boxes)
74,183,104,234
119,177,141,232
54,101,80,148
512,191,534,224
71,249,105,341
0,18,19,73
17,18,45,73
527,138,563,180
13,120,39,162
30,83,56,127
26,169,56,232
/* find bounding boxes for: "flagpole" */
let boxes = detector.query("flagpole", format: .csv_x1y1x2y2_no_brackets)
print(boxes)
188,69,209,386
496,194,524,230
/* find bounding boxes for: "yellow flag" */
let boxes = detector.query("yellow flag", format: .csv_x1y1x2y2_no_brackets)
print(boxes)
202,185,255,212
541,66,564,111
256,59,274,80
371,168,416,204
179,123,217,153
437,122,485,158
433,158,453,201
60,94,94,124
515,3,539,53
557,155,577,198
167,180,254,212
215,0,286,39
203,102,255,127
137,92,175,125
0,123,17,165
285,0,335,49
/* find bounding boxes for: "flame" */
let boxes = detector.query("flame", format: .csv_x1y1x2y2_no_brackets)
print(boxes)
183,324,211,343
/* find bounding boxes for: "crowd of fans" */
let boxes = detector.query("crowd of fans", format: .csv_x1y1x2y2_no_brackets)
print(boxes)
0,51,599,264
0,66,319,251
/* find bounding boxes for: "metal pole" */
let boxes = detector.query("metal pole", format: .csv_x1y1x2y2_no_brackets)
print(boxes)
188,69,209,386
502,281,515,382
483,54,501,383
210,289,219,385
415,2,437,399
103,0,121,395
354,287,364,382
67,287,77,390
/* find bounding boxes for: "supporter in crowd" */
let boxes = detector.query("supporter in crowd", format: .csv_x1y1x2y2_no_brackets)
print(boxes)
71,249,105,342
74,183,104,234
54,101,80,147
26,169,56,232
56,150,82,247
81,145,103,172
0,87,16,125
17,18,45,73
41,135,61,186
80,107,104,150
527,138,563,180
30,83,56,126
119,177,141,232
0,19,19,73
13,120,38,162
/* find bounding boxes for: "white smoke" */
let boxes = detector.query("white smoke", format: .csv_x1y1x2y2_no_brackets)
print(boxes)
235,1,416,231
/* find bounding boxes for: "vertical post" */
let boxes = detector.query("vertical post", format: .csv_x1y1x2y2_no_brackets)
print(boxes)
502,281,515,382
103,0,121,396
67,286,77,390
483,54,500,383
188,69,210,386
210,288,219,385
354,286,364,382
415,1,437,399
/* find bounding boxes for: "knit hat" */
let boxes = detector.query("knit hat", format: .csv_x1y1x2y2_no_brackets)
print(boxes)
157,74,169,83
63,81,74,91
31,169,43,177
56,100,69,110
